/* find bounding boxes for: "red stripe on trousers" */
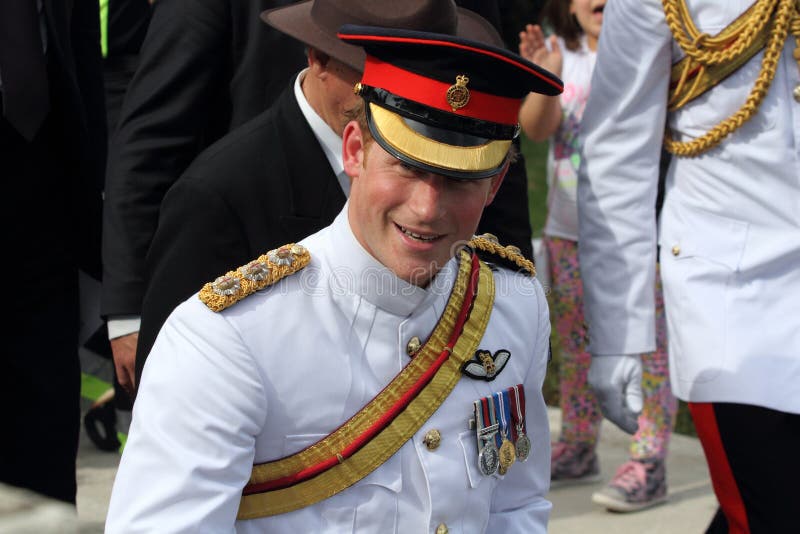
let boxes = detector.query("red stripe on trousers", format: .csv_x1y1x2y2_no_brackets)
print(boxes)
688,402,750,534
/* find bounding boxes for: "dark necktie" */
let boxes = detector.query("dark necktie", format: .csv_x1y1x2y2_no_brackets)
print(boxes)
0,0,50,141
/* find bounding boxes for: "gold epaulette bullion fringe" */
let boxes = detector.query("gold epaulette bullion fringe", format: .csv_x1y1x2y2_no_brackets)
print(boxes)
198,243,311,311
469,233,536,277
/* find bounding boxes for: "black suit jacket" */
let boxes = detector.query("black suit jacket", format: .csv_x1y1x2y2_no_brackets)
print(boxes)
5,0,107,280
2,0,106,503
477,145,533,260
135,83,345,382
101,0,306,318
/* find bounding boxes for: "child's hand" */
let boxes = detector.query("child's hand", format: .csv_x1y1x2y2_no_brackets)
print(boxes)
518,24,562,77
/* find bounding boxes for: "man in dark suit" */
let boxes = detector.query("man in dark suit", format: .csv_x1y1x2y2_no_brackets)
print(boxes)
0,0,107,503
101,0,307,395
133,0,529,387
453,0,538,261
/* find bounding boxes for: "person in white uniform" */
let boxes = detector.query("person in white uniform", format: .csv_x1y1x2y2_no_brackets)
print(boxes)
577,0,800,531
105,20,564,533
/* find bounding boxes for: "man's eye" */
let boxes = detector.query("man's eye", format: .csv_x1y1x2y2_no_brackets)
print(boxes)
398,161,425,177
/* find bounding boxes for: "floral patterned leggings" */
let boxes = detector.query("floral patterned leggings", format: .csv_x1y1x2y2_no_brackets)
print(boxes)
544,236,678,460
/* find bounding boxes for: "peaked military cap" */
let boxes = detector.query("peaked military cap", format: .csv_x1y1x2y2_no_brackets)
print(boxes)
338,24,563,179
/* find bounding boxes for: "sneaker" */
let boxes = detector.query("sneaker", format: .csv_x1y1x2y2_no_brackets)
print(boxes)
550,441,601,487
591,458,668,512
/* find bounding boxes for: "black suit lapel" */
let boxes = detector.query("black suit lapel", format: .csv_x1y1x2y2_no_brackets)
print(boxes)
275,83,347,225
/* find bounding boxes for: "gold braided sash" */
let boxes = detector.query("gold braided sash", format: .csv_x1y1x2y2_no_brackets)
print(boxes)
663,0,800,156
238,249,495,519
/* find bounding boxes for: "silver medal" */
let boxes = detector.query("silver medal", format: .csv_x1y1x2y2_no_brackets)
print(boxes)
478,441,499,476
515,432,531,462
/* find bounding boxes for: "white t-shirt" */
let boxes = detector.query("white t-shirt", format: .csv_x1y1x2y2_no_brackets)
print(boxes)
543,35,596,241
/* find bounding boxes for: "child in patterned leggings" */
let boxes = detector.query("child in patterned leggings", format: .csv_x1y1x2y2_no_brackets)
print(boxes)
546,237,676,511
518,0,677,512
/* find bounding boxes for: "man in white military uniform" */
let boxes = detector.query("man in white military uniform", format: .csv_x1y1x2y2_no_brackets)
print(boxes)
106,19,564,533
577,0,800,531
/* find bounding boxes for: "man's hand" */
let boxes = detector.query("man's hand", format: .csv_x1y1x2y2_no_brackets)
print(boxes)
111,332,139,398
588,354,643,434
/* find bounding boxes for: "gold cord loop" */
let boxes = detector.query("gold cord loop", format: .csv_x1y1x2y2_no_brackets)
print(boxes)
663,0,800,157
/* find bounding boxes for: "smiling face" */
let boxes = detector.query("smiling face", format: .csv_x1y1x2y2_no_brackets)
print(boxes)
342,120,506,287
571,0,605,50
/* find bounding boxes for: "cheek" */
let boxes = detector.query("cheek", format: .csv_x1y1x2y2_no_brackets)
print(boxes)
452,189,491,227
357,170,406,214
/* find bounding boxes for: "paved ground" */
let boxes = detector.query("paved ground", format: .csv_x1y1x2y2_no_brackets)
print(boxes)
546,409,717,533
71,407,717,533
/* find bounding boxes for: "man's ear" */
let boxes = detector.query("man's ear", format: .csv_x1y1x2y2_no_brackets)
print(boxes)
342,121,365,179
485,160,510,206
307,47,330,73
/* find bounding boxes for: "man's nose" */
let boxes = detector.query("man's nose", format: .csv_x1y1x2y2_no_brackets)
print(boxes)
409,175,447,222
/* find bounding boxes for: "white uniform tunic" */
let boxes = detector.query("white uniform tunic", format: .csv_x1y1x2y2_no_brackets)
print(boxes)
106,208,552,533
577,0,800,412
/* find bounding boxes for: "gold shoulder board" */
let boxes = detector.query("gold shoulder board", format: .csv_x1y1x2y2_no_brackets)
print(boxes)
198,244,311,312
468,233,536,277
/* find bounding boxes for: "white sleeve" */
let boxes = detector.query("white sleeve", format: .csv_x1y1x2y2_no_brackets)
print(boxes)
577,0,673,355
487,279,552,533
105,299,267,533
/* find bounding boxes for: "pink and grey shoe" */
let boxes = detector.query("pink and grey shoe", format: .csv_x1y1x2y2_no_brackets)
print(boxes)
550,441,601,487
591,458,668,512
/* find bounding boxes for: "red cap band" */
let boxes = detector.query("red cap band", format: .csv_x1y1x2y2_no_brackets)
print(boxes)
361,56,521,126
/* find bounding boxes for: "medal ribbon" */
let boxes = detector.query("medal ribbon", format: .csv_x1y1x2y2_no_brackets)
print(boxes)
480,396,497,446
493,391,510,444
487,394,501,448
509,384,526,438
507,387,518,443
501,389,513,440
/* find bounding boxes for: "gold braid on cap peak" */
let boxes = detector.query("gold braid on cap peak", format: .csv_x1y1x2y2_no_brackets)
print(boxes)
369,103,512,174
468,233,536,277
198,244,311,312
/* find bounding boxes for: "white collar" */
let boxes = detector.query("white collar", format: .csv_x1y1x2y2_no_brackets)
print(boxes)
324,206,459,317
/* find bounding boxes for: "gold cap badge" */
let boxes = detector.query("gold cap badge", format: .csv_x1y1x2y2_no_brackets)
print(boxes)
446,75,470,111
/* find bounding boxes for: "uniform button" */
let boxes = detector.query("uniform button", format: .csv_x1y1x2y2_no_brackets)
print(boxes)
435,523,448,534
406,336,421,356
423,429,441,451
671,244,681,256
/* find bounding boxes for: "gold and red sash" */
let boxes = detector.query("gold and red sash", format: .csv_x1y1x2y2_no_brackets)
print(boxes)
237,248,495,519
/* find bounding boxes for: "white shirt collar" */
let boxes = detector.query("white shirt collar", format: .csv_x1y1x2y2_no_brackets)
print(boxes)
325,205,459,317
294,69,349,196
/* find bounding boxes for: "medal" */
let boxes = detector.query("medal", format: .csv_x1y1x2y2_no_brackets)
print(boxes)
474,398,499,476
493,391,516,475
478,440,500,476
509,384,531,462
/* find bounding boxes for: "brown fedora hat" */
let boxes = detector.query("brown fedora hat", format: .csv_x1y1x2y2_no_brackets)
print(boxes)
261,0,503,72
